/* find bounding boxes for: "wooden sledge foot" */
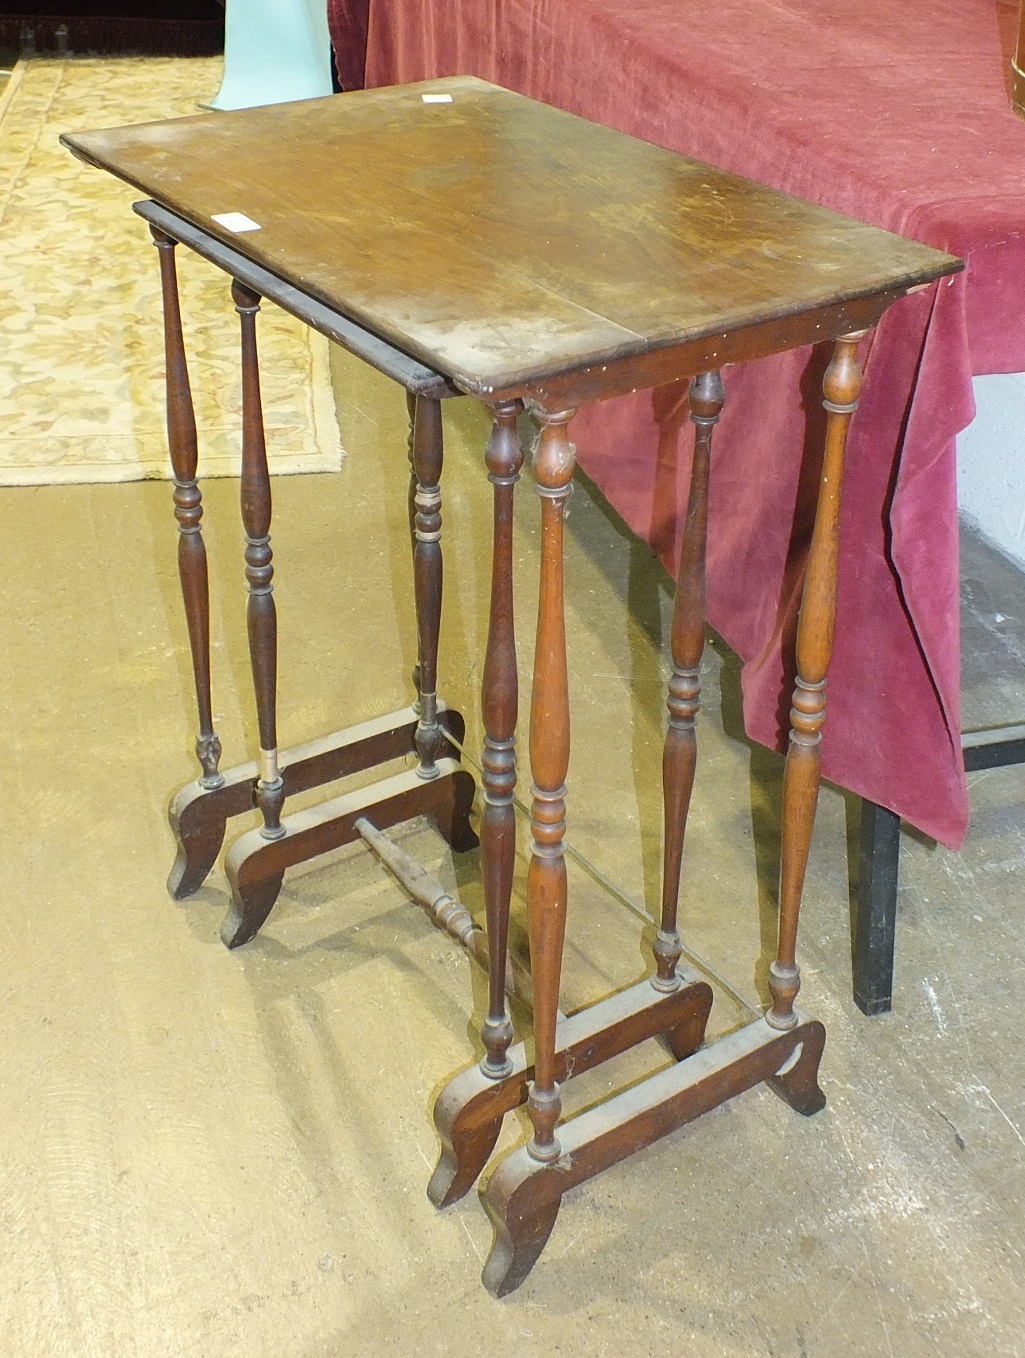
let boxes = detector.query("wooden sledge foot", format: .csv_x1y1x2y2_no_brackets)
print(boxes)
221,758,476,948
480,1012,825,1296
766,1018,826,1115
166,703,468,899
428,970,713,1209
167,794,231,900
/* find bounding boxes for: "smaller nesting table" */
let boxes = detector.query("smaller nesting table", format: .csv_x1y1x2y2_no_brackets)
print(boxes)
63,77,959,1294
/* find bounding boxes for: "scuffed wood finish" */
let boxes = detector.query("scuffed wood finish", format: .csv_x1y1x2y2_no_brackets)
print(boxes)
233,279,285,840
355,817,537,1012
479,399,523,1079
411,396,445,778
655,371,723,991
222,757,478,948
151,225,222,791
1014,1,1025,120
768,331,866,1030
356,816,482,948
135,201,459,400
524,409,576,1162
62,78,962,398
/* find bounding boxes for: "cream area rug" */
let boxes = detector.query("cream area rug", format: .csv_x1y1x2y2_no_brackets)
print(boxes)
0,57,344,484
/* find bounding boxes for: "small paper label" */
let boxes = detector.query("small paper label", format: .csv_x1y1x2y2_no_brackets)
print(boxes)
421,93,453,104
211,212,262,232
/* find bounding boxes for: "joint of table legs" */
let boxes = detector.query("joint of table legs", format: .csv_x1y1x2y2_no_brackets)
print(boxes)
166,702,470,901
478,1011,825,1296
426,967,714,1211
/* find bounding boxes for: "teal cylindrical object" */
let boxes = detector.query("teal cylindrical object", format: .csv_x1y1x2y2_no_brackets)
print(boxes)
211,0,333,111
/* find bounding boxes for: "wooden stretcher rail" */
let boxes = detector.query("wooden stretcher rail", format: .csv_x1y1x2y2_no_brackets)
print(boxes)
132,199,460,400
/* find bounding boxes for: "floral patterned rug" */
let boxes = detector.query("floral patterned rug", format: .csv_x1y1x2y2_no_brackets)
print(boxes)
0,57,343,484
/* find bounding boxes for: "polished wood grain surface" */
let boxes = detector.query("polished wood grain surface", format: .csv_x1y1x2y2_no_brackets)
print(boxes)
62,76,960,394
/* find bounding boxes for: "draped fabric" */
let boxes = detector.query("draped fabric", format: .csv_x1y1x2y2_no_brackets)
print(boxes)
326,0,368,89
330,0,1025,848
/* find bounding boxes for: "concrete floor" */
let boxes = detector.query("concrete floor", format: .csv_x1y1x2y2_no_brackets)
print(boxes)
2,345,1024,1356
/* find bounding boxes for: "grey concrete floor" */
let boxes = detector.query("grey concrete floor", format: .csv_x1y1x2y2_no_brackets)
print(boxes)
1,346,1024,1355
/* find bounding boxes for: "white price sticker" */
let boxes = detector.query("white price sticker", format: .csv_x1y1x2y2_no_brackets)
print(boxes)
211,212,262,233
422,93,453,104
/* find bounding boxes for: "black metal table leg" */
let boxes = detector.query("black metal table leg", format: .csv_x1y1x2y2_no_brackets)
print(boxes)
853,799,901,1016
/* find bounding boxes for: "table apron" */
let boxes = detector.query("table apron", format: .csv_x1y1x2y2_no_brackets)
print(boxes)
473,290,904,410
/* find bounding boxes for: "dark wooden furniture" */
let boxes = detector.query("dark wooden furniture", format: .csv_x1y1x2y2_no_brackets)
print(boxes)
1,0,224,55
62,77,959,1293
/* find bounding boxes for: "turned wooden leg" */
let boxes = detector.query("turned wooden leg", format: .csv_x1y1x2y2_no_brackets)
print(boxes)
768,331,868,1029
525,407,576,1163
655,371,724,993
412,396,445,778
151,226,223,791
233,280,285,841
406,389,422,707
479,399,524,1079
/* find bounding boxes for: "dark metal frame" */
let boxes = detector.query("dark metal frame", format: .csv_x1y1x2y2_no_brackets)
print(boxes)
853,723,1025,1015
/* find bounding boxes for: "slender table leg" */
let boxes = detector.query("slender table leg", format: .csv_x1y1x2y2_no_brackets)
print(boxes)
768,330,868,1030
151,227,223,792
232,280,285,841
656,372,724,1025
411,396,446,778
151,226,233,900
479,399,524,1079
406,389,422,706
853,799,900,1015
523,407,576,1165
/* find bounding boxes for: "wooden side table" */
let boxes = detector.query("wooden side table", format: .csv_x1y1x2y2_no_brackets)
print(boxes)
62,76,960,1294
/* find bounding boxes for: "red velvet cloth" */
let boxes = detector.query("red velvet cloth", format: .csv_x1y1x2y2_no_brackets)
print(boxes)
333,0,1025,848
327,0,369,89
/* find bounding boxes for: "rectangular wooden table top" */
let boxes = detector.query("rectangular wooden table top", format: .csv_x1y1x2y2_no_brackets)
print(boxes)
62,75,960,398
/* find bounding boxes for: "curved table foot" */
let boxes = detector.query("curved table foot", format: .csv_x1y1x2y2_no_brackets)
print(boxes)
430,761,479,854
166,704,471,900
766,1018,826,1115
429,1116,504,1210
221,870,285,949
167,818,228,900
167,779,244,899
482,1180,562,1298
